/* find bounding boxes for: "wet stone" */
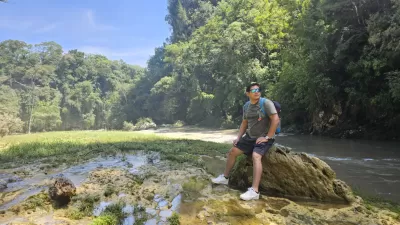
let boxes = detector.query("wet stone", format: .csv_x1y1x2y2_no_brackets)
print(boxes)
160,209,173,218
123,215,135,225
145,218,157,225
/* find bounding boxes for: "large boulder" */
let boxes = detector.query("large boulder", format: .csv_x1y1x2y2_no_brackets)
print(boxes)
48,176,76,205
229,145,354,203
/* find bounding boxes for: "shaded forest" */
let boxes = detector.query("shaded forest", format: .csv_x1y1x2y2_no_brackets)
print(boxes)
1,0,399,139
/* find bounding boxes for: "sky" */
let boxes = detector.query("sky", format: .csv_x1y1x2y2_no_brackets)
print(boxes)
0,0,171,67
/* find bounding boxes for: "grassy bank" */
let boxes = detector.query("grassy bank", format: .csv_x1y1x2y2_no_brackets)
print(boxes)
0,131,230,169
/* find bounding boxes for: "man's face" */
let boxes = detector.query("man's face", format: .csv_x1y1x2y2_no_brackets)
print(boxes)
247,85,261,100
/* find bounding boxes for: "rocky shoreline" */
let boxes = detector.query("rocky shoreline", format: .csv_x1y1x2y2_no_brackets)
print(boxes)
0,147,399,225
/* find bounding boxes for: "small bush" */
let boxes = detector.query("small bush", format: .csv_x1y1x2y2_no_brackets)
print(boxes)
91,215,118,225
122,121,135,131
173,120,184,127
0,113,24,137
134,117,156,130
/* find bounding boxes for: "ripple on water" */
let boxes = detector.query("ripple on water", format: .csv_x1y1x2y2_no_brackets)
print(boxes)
326,157,352,161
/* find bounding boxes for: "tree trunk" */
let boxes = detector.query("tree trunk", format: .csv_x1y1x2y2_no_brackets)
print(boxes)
27,80,35,134
27,105,33,134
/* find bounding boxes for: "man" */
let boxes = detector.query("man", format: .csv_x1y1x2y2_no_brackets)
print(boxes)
211,82,280,201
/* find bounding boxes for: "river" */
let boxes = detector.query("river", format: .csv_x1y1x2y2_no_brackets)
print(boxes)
139,127,400,203
276,133,400,203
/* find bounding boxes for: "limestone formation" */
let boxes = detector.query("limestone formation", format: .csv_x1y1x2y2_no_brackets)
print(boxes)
0,179,7,191
48,176,76,205
229,145,355,203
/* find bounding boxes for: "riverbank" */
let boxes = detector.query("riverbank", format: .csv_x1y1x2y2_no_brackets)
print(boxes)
0,130,399,224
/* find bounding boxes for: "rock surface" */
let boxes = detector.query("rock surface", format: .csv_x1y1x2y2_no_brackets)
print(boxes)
229,144,354,203
0,179,7,191
48,176,76,205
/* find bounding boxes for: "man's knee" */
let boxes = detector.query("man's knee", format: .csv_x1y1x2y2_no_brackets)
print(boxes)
252,152,262,161
227,147,242,158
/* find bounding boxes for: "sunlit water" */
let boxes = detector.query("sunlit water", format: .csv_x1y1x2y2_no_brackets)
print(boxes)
275,133,400,203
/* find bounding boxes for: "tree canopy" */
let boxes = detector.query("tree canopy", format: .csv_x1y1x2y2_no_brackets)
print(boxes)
1,0,399,139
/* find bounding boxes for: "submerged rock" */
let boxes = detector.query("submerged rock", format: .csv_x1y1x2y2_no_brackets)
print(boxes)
48,176,76,206
0,179,7,191
229,145,354,203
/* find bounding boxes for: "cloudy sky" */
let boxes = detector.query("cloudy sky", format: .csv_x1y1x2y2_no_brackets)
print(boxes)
0,0,171,66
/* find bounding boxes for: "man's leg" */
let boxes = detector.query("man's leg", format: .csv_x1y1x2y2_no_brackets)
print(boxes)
224,147,244,177
240,140,274,200
212,147,243,185
251,152,263,192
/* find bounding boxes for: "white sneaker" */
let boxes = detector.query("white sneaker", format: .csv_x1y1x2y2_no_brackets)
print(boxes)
211,174,229,185
240,187,260,201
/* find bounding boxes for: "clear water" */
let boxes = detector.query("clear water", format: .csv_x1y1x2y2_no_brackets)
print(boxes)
275,133,400,202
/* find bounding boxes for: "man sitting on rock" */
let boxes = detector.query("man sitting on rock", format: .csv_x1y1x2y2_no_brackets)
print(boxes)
211,82,280,201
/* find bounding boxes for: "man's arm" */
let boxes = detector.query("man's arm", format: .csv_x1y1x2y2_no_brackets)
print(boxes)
237,120,248,139
266,113,280,138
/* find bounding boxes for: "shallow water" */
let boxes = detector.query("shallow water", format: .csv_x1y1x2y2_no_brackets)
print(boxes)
1,128,399,224
275,133,400,203
141,128,400,203
0,153,149,211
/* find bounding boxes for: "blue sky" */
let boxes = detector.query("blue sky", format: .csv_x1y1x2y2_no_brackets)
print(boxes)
0,0,171,67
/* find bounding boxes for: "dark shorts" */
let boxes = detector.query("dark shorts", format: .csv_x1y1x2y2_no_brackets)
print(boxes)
236,134,275,156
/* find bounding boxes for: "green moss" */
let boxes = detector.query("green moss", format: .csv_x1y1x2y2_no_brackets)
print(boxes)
21,192,51,210
66,193,100,219
103,202,126,221
90,202,127,225
182,176,209,200
352,187,400,214
182,176,208,193
133,217,148,225
91,215,118,225
104,185,115,197
167,212,181,225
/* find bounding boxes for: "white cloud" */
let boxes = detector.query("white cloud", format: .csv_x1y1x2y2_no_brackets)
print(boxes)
85,9,116,31
35,23,58,33
0,17,33,30
77,46,154,66
0,16,57,34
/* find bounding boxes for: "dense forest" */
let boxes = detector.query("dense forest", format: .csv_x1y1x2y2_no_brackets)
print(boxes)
1,0,399,140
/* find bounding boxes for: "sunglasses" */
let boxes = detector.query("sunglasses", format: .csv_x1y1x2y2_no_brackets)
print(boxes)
250,88,260,93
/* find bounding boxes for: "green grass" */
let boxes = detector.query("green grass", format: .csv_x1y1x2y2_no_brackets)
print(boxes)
66,193,101,219
90,202,127,225
0,131,230,169
91,215,118,225
352,187,400,216
168,212,181,225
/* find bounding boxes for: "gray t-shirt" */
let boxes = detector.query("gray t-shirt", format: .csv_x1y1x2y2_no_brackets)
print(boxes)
243,99,277,139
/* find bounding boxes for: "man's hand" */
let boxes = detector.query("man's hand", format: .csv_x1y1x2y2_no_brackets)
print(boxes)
233,138,240,146
256,137,268,144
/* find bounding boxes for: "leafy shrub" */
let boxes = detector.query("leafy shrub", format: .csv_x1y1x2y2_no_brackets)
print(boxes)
134,117,156,130
122,121,135,131
0,113,24,137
